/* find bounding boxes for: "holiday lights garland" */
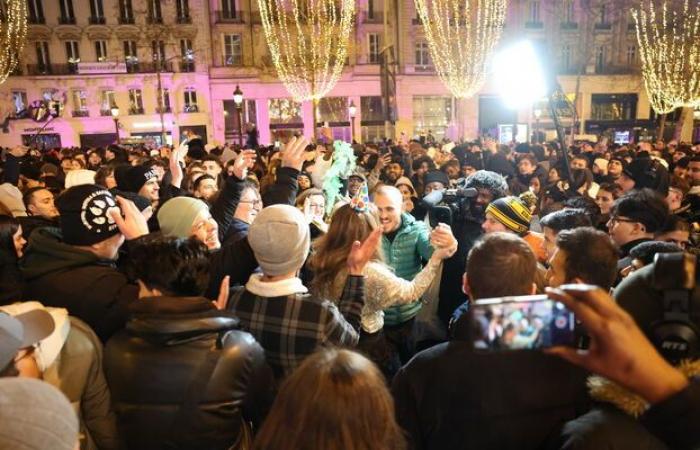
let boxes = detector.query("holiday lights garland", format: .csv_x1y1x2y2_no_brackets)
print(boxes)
633,0,700,114
0,0,28,85
257,0,355,102
414,0,507,99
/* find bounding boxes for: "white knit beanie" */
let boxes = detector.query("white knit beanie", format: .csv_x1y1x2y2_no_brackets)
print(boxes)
64,169,96,189
157,197,210,239
248,204,310,276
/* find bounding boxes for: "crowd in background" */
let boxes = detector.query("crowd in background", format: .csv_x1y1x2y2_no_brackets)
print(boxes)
0,128,699,450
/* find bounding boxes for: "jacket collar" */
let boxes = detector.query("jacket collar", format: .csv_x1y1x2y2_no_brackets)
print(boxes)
127,296,240,345
245,273,308,297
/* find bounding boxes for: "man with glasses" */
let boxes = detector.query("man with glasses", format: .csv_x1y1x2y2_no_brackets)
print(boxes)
607,189,670,272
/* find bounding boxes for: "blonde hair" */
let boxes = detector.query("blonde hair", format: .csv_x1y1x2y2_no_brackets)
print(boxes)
309,204,383,299
253,349,406,450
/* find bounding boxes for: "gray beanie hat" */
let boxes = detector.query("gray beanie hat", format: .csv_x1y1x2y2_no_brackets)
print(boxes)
0,378,79,450
248,204,310,276
157,197,210,239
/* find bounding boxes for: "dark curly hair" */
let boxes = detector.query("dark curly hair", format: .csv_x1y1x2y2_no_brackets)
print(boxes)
125,236,210,297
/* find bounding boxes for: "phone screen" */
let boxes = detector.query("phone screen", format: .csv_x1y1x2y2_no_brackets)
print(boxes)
471,295,578,351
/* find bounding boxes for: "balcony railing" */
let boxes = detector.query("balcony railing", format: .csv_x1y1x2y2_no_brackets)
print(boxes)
58,16,76,25
72,110,90,117
119,15,135,24
184,105,199,113
595,22,612,31
560,21,578,30
28,15,45,24
126,61,174,73
129,107,145,115
525,21,544,29
100,109,112,116
180,61,195,72
215,10,243,23
156,106,172,114
147,15,163,24
414,65,435,73
176,15,192,24
89,16,106,24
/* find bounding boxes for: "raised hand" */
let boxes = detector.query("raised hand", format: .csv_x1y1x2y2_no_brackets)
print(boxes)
545,284,688,404
109,196,150,240
347,227,382,276
212,275,230,310
232,149,256,180
281,136,310,171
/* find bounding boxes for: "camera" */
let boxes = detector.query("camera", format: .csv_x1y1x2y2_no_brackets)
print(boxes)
428,185,478,228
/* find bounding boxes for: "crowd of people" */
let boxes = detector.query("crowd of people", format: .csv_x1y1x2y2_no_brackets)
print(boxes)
0,128,699,450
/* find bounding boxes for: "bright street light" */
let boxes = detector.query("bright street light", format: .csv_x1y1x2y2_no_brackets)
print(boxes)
493,40,547,109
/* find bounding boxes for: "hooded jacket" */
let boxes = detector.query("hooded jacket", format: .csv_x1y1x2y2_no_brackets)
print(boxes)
19,227,138,342
104,296,274,450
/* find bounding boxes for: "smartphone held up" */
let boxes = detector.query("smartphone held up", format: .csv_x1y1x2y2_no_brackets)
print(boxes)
471,294,586,351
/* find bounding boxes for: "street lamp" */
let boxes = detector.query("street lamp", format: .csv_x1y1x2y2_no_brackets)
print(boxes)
533,108,542,143
111,106,120,144
349,100,357,143
233,85,244,147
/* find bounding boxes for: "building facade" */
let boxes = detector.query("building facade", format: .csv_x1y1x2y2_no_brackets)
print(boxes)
1,0,698,148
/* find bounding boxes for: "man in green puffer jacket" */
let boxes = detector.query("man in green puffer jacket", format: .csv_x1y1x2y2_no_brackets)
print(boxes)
374,185,456,367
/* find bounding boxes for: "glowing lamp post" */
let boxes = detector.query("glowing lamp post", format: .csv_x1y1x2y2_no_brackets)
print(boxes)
233,85,244,147
110,106,120,144
349,100,357,143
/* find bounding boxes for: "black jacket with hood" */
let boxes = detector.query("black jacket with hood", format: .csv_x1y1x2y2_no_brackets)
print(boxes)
19,227,138,342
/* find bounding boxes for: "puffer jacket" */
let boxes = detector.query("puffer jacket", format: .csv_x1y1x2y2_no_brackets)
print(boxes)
382,213,434,326
104,296,274,450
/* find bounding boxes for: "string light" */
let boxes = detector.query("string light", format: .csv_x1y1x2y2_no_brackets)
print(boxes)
257,0,355,102
0,0,28,85
414,0,507,99
633,0,700,114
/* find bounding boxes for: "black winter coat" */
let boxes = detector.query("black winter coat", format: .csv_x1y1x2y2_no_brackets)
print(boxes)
20,227,138,342
104,296,274,450
392,341,589,450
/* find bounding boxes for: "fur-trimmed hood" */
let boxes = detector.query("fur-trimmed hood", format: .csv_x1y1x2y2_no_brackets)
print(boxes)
588,359,700,417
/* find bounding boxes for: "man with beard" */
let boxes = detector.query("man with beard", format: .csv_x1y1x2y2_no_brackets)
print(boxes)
435,170,509,331
382,159,405,185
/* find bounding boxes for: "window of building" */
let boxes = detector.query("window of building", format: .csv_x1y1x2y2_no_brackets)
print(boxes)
529,1,540,23
180,39,194,71
149,0,162,22
222,0,237,18
35,41,50,69
65,41,79,62
158,88,171,112
415,41,432,68
95,41,108,62
119,0,133,21
184,88,198,112
28,0,44,23
99,89,115,114
128,88,144,114
627,45,637,65
413,96,452,139
59,0,74,22
89,0,104,21
176,0,190,21
224,99,257,140
590,94,637,121
72,90,88,116
561,44,572,71
368,0,375,19
368,33,380,64
599,5,607,24
223,34,242,66
595,45,606,73
360,96,386,142
152,40,166,65
12,91,28,114
318,97,349,124
563,0,575,23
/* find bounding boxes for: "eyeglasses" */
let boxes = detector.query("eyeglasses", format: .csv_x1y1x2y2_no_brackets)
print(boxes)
240,199,263,207
607,216,639,227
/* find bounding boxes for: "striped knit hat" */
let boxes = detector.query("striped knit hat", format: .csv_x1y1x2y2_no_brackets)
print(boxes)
485,196,531,234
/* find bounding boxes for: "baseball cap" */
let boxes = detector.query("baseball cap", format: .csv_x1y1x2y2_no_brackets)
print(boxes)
0,310,55,369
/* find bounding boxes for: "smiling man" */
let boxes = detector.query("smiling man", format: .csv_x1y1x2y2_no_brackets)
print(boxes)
373,185,456,366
